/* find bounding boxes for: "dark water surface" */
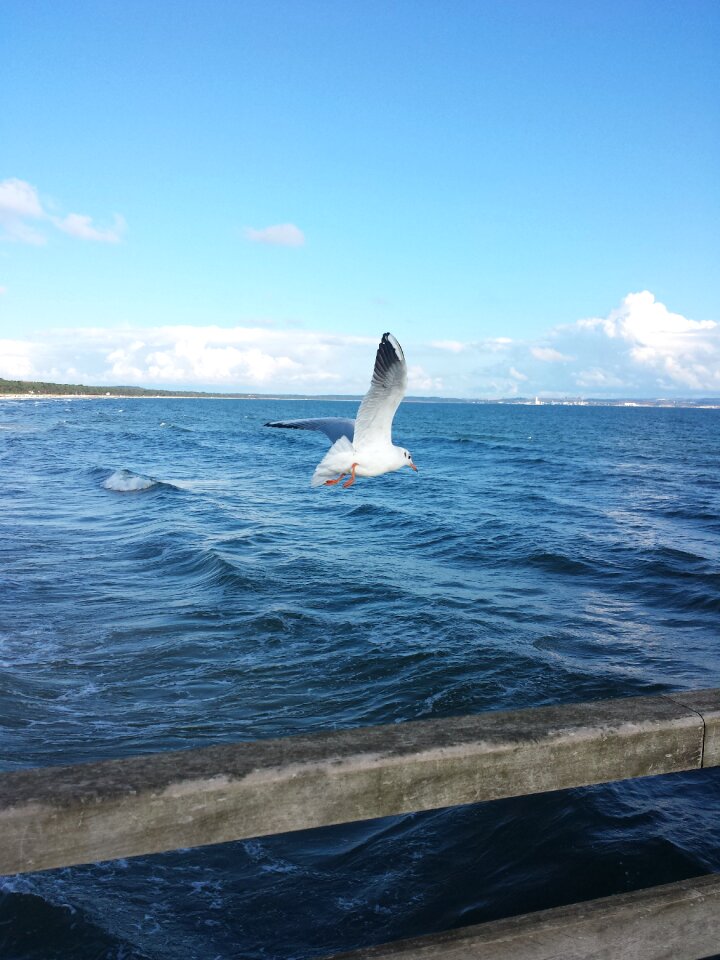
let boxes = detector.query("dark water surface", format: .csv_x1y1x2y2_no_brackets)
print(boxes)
1,398,719,959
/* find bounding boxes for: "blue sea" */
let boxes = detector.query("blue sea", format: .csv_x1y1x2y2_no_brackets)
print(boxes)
1,397,720,959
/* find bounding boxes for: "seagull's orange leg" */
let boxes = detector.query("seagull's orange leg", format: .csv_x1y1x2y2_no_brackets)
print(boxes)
324,473,347,486
342,463,358,488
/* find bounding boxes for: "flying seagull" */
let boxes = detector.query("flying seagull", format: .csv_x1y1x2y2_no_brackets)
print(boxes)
265,332,418,488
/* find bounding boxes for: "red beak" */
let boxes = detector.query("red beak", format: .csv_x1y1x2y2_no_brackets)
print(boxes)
410,463,418,472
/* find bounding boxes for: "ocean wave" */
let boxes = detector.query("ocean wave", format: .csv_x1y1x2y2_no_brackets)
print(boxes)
346,502,388,518
125,538,265,595
0,887,142,960
346,502,415,526
172,547,257,591
525,549,593,575
160,421,193,433
659,503,719,521
102,469,161,492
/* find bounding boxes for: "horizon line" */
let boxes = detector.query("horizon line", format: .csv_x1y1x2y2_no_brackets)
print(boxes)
2,377,720,408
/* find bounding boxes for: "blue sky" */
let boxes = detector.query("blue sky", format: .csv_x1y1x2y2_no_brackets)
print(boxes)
1,0,719,396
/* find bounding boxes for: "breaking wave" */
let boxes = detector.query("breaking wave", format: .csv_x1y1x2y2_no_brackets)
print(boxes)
102,469,158,492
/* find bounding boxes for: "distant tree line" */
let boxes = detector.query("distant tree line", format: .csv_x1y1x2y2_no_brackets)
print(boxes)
0,377,202,397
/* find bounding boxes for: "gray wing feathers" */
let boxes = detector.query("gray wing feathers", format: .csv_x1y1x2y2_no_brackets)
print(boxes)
352,333,408,448
264,417,355,444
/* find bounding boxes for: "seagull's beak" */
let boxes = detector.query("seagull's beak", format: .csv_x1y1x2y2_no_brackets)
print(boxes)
410,462,418,472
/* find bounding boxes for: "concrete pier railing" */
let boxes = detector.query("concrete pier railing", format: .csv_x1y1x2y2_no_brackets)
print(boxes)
2,689,720,958
328,874,720,960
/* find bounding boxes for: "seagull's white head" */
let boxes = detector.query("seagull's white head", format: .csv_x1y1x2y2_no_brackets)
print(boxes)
401,448,418,472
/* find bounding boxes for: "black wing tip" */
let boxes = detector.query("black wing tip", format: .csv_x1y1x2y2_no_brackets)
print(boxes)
372,332,404,383
265,420,309,430
380,332,403,358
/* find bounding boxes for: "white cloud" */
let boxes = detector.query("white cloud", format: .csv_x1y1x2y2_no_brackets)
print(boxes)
0,178,45,219
476,337,514,352
0,325,385,393
244,223,305,247
0,338,38,378
574,368,625,389
420,293,719,398
0,179,47,244
430,336,513,354
574,291,719,392
578,291,716,343
144,342,301,385
531,346,573,362
0,178,126,245
407,364,444,393
104,333,294,386
54,212,126,244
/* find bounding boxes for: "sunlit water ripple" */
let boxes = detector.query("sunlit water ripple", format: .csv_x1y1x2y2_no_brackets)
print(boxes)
1,398,719,959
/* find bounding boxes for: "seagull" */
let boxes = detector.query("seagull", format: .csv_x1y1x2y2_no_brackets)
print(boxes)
265,332,418,488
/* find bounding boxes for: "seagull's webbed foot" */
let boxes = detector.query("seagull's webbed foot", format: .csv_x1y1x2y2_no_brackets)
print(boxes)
324,473,347,486
342,463,358,488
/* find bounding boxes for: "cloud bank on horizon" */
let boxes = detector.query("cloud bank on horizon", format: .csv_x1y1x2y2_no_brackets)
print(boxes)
437,291,720,398
1,292,717,398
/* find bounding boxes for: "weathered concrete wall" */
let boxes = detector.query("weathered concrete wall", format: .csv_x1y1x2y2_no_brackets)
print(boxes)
671,689,720,767
325,873,720,960
0,690,718,875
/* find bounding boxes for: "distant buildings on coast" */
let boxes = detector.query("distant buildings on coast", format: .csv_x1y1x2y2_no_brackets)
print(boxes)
491,397,720,409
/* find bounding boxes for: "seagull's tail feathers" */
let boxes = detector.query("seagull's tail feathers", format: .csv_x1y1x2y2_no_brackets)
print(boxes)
311,436,355,487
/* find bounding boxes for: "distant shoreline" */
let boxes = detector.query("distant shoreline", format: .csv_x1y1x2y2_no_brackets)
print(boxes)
0,393,360,402
1,393,238,401
2,392,719,409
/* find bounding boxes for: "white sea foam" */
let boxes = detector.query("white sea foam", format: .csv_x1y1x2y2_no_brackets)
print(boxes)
103,469,156,492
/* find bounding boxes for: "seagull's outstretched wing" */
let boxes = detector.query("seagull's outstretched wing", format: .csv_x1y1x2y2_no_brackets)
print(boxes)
264,417,355,444
352,333,408,449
